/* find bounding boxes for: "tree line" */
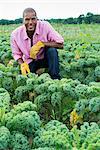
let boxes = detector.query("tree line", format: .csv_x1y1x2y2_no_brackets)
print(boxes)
0,12,100,25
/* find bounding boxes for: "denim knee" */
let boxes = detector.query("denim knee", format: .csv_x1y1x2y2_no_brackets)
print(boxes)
46,47,58,57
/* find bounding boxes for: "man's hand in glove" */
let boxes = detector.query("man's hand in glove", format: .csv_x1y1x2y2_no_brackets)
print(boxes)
30,41,45,59
21,62,30,75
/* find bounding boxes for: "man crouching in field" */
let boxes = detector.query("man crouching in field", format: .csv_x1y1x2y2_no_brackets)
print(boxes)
10,8,64,79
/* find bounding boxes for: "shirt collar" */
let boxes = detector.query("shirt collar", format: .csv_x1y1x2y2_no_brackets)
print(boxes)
23,21,40,40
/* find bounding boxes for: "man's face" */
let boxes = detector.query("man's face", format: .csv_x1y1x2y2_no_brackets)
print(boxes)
23,11,37,32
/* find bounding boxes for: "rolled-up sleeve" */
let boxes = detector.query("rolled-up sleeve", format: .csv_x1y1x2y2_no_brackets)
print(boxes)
46,22,64,43
10,34,23,61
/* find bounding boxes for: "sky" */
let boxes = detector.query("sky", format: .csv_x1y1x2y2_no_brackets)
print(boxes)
0,0,100,20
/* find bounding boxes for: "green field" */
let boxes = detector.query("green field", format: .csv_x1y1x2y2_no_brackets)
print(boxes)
0,24,100,150
0,23,100,42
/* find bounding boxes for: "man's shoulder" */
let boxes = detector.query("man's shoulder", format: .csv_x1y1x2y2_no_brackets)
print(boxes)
11,25,25,36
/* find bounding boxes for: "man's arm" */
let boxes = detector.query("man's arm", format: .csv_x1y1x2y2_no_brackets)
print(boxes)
10,34,23,64
43,42,64,49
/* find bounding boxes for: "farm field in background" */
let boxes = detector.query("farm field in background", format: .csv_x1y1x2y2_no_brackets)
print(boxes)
0,23,100,42
0,23,100,150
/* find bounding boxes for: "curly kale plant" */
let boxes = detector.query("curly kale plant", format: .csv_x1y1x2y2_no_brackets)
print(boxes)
81,130,100,150
13,101,37,114
0,126,10,150
33,120,72,150
10,132,30,150
13,85,30,103
75,84,89,99
75,96,100,123
2,77,14,92
34,93,51,109
36,73,51,84
5,111,41,136
95,66,100,81
0,88,10,112
89,97,100,113
71,122,100,149
51,92,63,107
16,74,28,86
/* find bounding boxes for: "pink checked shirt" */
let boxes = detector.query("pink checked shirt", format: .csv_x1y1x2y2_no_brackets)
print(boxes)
11,20,64,64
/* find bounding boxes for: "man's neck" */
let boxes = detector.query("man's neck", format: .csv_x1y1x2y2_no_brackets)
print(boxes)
27,30,35,39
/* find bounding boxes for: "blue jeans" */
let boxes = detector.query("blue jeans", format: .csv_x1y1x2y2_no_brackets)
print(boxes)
29,47,60,79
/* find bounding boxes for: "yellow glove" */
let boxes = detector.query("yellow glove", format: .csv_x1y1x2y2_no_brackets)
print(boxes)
30,41,45,59
21,62,30,75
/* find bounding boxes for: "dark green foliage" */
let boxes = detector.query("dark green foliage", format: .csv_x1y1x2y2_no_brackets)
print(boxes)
16,74,28,86
0,66,18,97
36,73,51,84
89,97,100,113
75,84,89,99
71,122,100,149
0,126,10,150
33,120,72,150
0,31,100,149
2,76,14,92
48,82,60,93
75,99,89,115
95,66,100,81
5,111,41,136
10,132,30,150
34,78,80,122
0,88,10,112
75,96,100,123
85,58,99,67
13,86,30,103
0,63,6,72
87,85,100,98
34,83,49,95
84,72,95,85
34,93,51,109
13,101,37,114
26,78,37,91
80,122,100,143
63,83,76,99
51,92,63,107
45,120,69,132
81,130,100,150
59,43,100,84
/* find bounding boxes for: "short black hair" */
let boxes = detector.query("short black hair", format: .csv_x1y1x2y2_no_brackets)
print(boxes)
23,8,37,18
